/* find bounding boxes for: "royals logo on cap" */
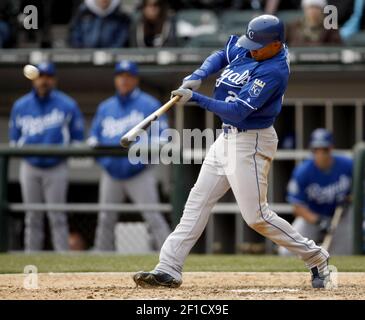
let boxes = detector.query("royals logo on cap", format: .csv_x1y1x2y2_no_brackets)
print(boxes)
249,79,266,97
247,30,255,40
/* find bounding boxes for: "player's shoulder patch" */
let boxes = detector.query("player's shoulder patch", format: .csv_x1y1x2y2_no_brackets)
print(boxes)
249,78,266,98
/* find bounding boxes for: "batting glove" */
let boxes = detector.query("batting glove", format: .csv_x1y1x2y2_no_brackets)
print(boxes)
171,88,193,107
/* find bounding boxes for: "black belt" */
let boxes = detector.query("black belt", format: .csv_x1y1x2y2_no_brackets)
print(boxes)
222,125,247,133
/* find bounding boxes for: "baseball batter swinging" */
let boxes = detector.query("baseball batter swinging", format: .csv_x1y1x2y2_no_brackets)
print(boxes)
134,15,331,289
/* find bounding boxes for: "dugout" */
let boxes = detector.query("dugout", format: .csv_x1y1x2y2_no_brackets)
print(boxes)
0,47,364,253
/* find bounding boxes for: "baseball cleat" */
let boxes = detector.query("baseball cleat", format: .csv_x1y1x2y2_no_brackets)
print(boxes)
133,271,182,288
310,261,331,289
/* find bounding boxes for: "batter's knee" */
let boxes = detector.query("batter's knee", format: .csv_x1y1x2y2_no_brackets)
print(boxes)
246,215,266,230
245,207,273,230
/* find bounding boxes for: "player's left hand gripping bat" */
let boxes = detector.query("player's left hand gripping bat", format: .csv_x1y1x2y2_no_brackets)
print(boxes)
120,95,180,148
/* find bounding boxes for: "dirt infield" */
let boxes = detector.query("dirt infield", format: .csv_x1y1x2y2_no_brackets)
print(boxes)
1,272,365,300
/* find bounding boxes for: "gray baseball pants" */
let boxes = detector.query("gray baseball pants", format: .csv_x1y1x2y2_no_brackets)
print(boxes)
94,168,171,251
155,127,329,281
20,160,69,252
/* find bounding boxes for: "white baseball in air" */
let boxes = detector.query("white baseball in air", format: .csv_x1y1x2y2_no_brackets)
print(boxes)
23,64,39,80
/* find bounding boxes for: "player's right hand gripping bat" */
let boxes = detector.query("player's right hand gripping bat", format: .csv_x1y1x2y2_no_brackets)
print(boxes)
120,95,180,148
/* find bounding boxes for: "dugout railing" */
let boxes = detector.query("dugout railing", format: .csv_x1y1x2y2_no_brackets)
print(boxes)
0,144,184,252
0,144,292,253
0,144,363,254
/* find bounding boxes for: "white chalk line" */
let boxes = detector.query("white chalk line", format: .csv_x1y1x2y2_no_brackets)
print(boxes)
229,288,300,293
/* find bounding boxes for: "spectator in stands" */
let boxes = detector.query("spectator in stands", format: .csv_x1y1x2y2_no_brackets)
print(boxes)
279,128,353,255
286,0,342,46
0,0,18,48
170,0,238,10
69,0,130,48
130,0,177,47
169,0,268,10
19,0,54,48
263,0,301,14
175,6,218,42
88,60,171,251
9,62,84,252
339,0,365,40
328,0,360,27
169,0,298,11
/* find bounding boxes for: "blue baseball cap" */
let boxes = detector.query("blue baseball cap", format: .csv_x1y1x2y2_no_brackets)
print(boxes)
36,62,56,76
114,60,139,76
309,128,334,149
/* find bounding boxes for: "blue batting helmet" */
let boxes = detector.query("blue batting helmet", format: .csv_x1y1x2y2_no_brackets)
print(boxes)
238,14,285,50
309,128,334,149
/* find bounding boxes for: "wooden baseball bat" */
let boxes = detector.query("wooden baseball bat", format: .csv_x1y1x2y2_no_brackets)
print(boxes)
321,205,346,252
120,95,180,148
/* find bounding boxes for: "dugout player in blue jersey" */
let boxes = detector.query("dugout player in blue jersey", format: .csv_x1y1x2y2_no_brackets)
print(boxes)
279,128,353,255
88,61,171,251
134,15,332,289
9,62,85,252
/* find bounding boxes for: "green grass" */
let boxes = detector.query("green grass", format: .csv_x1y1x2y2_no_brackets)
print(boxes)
0,254,364,274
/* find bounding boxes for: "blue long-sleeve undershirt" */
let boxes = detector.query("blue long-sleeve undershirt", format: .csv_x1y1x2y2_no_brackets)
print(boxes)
192,92,255,122
194,50,228,79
